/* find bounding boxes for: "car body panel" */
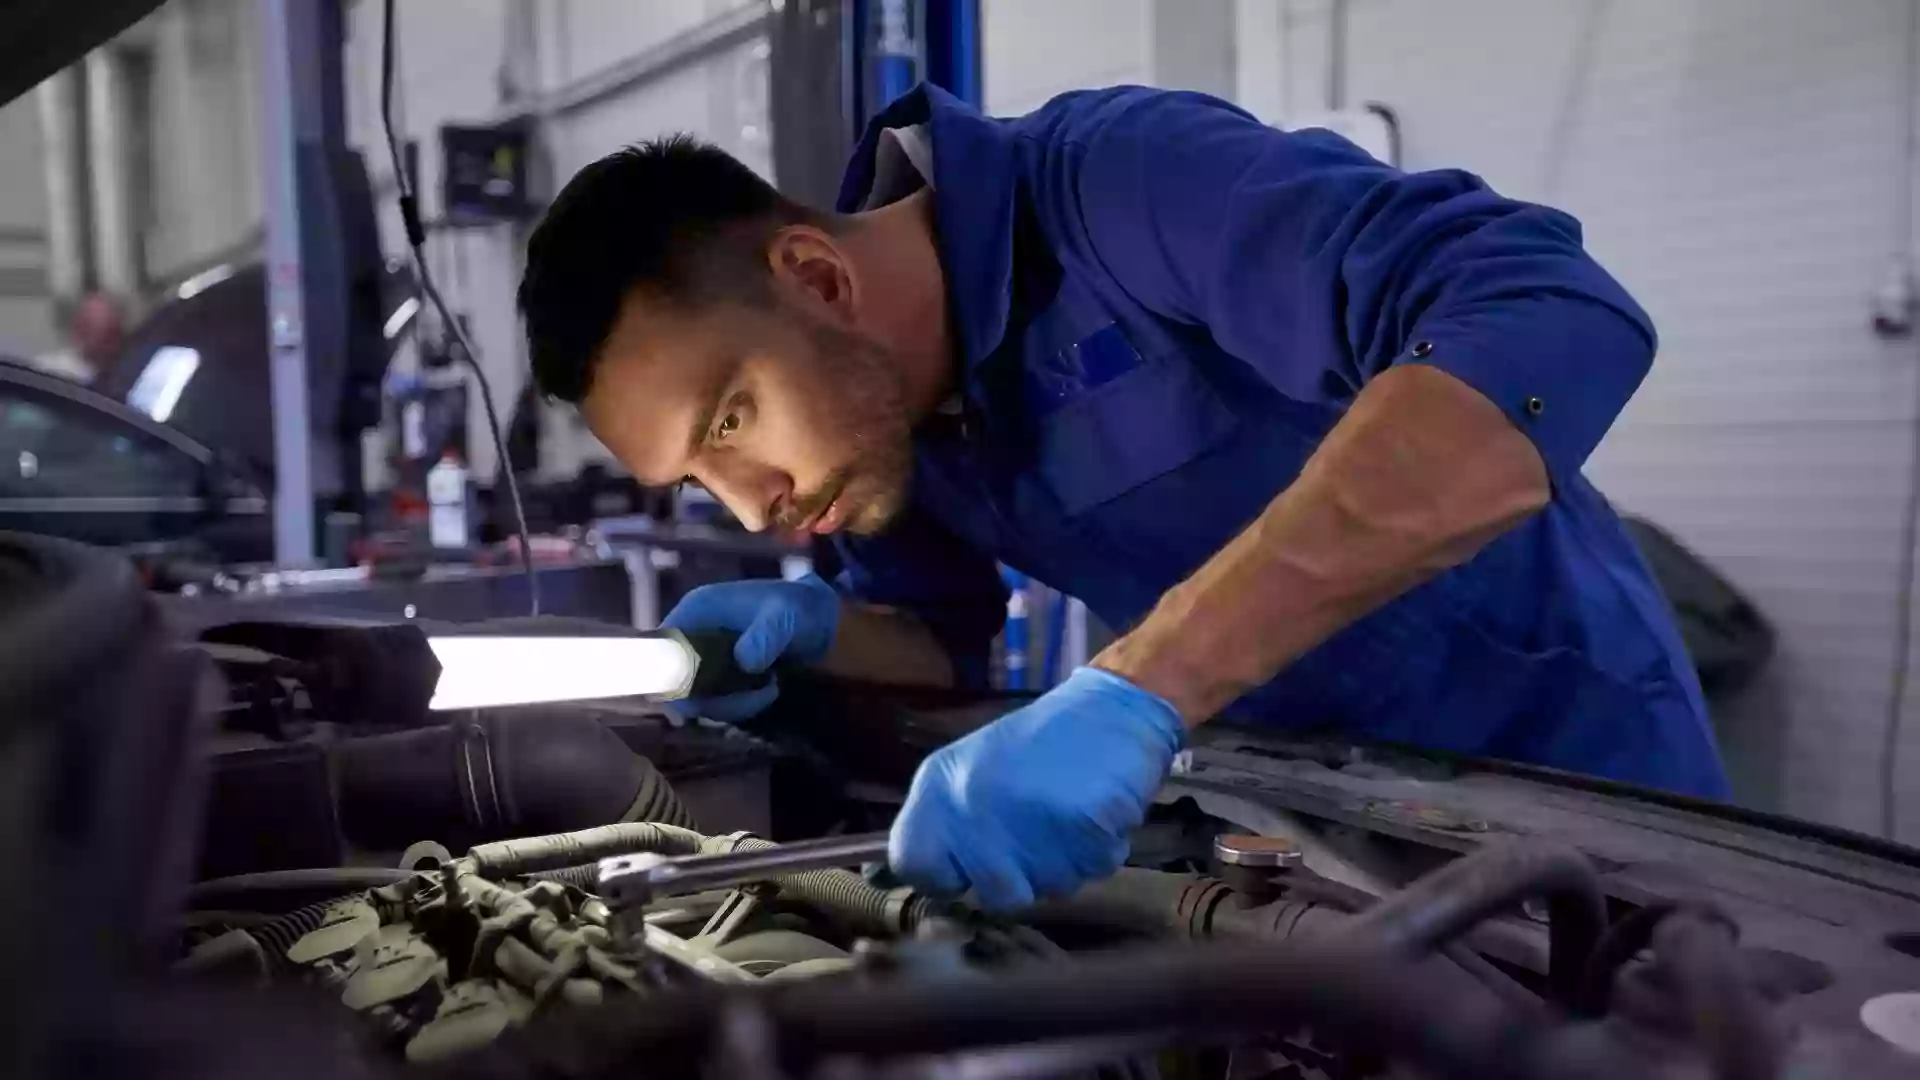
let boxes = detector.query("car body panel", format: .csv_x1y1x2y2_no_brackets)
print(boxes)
0,356,270,562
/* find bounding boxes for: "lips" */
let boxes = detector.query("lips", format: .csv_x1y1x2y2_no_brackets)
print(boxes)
810,492,849,535
778,479,850,538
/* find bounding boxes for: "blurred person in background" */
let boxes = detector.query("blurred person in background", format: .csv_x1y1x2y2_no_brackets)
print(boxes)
34,290,126,384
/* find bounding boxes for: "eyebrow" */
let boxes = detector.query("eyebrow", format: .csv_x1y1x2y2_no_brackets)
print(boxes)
635,352,737,486
635,396,721,488
686,395,719,464
629,399,712,489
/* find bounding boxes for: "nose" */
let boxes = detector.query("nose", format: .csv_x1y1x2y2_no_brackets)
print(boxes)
694,454,793,532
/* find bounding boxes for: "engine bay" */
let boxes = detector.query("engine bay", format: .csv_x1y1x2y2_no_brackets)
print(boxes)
8,532,1920,1079
168,764,1920,1078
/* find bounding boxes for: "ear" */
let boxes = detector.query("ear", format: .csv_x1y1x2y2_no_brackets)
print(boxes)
767,225,857,321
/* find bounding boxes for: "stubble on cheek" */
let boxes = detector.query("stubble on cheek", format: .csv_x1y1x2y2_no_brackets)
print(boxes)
807,323,918,535
845,451,911,534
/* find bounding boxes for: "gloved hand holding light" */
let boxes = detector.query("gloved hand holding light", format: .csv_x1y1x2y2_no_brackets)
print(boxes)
425,572,842,714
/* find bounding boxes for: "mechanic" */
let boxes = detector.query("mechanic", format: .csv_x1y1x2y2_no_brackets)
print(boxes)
517,84,1729,909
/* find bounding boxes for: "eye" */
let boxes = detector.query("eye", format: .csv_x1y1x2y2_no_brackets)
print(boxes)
711,392,753,444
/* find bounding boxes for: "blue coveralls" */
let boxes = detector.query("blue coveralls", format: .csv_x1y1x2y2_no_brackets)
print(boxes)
830,84,1730,800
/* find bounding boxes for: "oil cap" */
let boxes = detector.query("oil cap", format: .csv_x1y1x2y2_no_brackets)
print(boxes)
1213,834,1304,870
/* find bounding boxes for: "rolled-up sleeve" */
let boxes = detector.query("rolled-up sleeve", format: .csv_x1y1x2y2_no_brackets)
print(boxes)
1061,88,1656,485
830,502,1009,688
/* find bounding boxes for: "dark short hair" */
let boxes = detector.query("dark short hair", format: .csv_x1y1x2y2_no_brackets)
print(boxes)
517,135,816,403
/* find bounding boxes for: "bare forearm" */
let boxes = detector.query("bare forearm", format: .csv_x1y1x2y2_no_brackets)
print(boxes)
818,602,956,687
1094,364,1550,724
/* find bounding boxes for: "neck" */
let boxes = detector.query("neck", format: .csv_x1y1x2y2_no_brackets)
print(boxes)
848,188,954,419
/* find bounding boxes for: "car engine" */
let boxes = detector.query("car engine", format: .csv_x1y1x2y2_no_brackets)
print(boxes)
8,530,1920,1079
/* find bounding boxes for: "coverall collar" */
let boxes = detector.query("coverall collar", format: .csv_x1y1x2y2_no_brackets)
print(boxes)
837,83,1017,394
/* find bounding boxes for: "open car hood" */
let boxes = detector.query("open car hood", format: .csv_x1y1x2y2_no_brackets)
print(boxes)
0,0,167,106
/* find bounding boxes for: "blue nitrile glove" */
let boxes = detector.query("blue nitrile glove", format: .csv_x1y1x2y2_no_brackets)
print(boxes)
661,573,840,722
888,666,1186,910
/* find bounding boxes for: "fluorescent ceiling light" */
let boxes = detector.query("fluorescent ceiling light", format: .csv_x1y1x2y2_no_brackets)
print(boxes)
384,296,421,340
176,264,235,301
426,635,696,710
125,346,201,424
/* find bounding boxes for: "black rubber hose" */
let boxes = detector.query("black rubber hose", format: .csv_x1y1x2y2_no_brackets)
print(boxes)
1025,869,1541,1015
1649,911,1784,1080
1229,869,1545,1016
333,705,694,853
185,868,413,914
708,835,940,936
246,898,351,970
1020,867,1199,937
1576,899,1677,1016
1335,841,1603,1008
618,749,692,830
516,937,1608,1080
467,822,707,878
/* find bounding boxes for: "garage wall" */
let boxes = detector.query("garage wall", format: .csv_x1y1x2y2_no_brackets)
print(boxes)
982,0,1236,115
343,0,519,480
984,0,1151,114
140,0,264,282
0,97,53,357
342,0,771,480
989,0,1920,840
0,0,265,343
1318,0,1920,842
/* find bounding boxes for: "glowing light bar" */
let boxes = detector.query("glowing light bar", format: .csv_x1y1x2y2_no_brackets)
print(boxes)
426,634,696,710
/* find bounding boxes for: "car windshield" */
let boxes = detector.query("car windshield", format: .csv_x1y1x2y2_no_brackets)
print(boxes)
0,385,198,498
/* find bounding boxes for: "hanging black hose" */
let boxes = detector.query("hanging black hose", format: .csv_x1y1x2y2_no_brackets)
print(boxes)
380,0,538,613
1335,841,1604,1008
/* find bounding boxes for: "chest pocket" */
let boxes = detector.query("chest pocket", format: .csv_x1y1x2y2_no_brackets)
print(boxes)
1034,349,1240,516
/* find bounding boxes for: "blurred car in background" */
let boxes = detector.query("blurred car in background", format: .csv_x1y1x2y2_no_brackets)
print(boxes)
0,354,271,564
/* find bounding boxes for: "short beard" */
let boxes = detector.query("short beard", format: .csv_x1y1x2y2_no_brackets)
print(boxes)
783,318,916,536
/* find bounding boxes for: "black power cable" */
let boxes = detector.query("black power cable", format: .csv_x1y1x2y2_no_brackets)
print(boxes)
379,0,540,615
